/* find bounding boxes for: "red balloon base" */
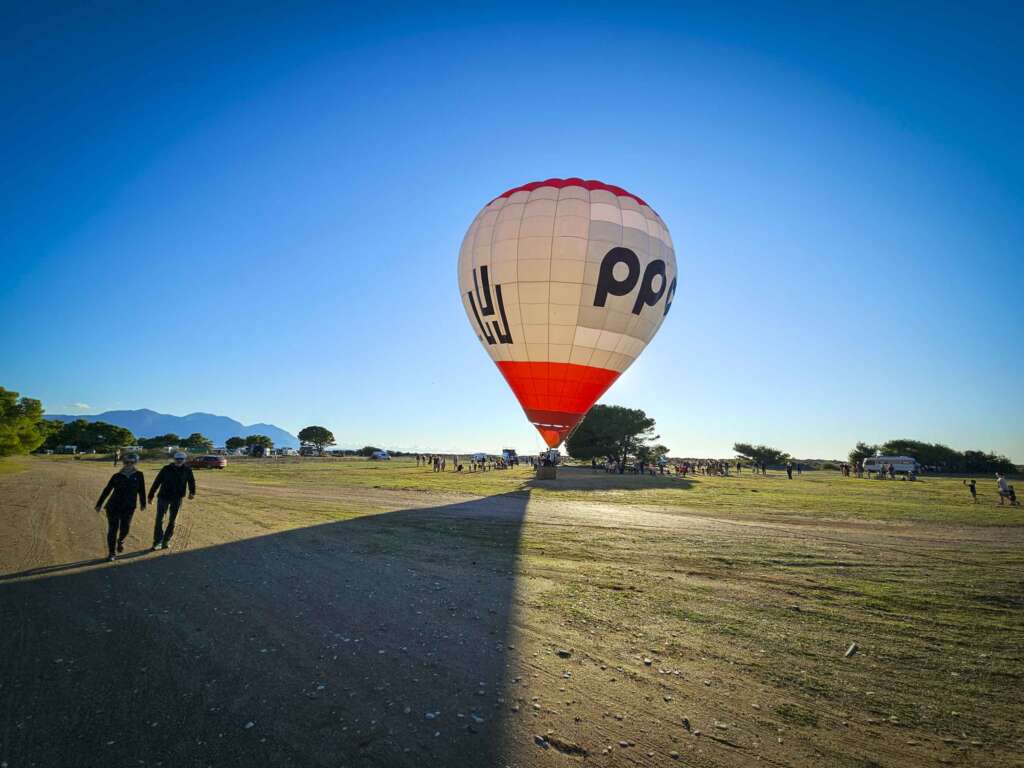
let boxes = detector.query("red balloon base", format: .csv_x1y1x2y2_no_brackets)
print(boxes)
495,360,621,448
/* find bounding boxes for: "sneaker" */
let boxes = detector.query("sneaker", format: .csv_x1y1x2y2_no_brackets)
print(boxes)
107,554,116,562
161,541,170,550
151,544,161,551
117,541,125,553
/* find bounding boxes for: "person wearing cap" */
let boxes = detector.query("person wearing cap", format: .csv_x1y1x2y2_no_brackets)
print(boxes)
148,451,196,550
95,453,147,561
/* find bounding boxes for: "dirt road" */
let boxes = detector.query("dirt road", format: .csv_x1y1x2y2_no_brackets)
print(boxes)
1,458,1021,767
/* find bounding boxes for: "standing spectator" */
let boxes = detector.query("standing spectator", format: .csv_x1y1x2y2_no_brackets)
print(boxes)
785,462,793,480
94,453,147,561
997,473,1011,505
148,451,196,550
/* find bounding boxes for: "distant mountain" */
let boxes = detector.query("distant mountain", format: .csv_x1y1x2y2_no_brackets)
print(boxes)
46,409,299,449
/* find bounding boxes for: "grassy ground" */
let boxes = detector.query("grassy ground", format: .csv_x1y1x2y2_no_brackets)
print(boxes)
0,458,26,475
8,455,1024,765
161,456,1024,525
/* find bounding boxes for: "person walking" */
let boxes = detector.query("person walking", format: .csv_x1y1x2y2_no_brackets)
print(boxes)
963,479,977,503
996,473,1011,505
148,451,196,550
785,462,793,480
95,453,147,561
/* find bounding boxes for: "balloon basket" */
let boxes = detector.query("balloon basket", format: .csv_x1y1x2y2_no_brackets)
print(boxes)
536,466,557,480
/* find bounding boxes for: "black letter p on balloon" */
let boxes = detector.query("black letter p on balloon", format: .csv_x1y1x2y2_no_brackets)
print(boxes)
594,247,669,316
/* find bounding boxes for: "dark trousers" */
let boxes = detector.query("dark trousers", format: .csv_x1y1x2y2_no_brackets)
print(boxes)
105,509,134,555
153,497,183,545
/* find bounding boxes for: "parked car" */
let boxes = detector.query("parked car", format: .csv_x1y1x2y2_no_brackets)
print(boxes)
191,455,227,470
369,450,391,460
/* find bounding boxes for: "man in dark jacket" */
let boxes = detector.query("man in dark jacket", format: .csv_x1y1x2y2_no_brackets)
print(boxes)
95,453,147,561
148,451,196,550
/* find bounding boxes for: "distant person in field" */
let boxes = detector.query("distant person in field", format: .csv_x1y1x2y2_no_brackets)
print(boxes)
999,473,1015,507
95,453,147,562
785,462,793,480
112,449,120,466
963,479,977,503
148,451,196,550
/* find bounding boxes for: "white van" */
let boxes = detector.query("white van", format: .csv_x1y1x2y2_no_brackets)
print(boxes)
370,450,390,461
863,456,919,474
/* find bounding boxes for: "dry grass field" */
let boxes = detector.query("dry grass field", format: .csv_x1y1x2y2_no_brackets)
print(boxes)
1,455,1021,767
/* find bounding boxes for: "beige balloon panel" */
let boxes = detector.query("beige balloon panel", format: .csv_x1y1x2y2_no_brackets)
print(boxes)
457,180,677,448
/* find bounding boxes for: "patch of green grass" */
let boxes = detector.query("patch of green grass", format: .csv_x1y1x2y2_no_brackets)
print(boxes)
775,702,820,727
0,457,27,475
201,458,1024,525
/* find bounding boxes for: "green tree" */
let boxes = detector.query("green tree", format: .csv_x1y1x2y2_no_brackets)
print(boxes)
245,434,274,449
880,439,960,470
848,441,879,466
636,443,670,463
181,432,213,452
139,433,181,449
298,426,336,454
961,450,1015,474
358,445,383,457
565,405,658,467
225,436,245,451
733,442,791,465
36,418,65,449
44,419,134,452
0,387,46,456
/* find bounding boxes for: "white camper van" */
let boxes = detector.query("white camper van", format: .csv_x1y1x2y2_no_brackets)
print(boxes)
863,456,919,475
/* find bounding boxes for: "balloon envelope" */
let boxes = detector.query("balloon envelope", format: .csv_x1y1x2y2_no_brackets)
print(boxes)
458,178,677,448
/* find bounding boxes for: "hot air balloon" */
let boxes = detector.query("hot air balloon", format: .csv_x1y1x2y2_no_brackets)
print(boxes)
458,178,677,448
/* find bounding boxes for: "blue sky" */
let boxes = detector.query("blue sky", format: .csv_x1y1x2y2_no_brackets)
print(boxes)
2,2,1022,459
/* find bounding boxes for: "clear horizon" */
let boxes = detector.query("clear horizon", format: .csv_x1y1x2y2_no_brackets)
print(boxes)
3,3,1022,461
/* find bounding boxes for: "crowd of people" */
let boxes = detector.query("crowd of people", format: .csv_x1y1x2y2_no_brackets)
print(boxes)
415,454,520,473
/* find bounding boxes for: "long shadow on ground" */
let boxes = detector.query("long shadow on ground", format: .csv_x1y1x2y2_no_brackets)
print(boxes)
0,492,529,768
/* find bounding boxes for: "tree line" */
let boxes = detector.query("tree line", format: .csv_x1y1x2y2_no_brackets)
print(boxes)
848,440,1015,474
561,403,1018,475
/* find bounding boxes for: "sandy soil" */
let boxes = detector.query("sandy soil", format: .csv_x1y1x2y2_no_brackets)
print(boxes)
1,458,1021,767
